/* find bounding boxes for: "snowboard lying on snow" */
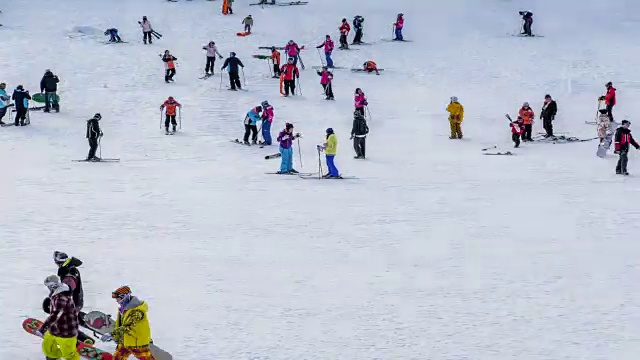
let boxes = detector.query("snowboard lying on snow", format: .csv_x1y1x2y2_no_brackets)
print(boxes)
23,318,112,360
32,93,61,104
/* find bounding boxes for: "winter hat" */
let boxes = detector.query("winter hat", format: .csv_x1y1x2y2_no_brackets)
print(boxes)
112,285,132,299
53,251,69,265
44,275,60,289
523,102,530,107
230,52,236,57
0,83,5,89
545,94,552,99
261,100,269,107
285,122,293,129
16,85,23,90
287,57,294,62
326,128,334,134
450,96,458,102
606,82,613,87
622,120,631,125
93,113,102,121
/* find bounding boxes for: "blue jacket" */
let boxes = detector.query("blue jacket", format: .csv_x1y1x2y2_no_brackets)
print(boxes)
0,89,9,109
244,108,261,125
12,88,31,109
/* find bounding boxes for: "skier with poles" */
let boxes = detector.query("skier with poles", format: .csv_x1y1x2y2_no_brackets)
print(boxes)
354,88,367,116
160,96,182,134
614,120,640,175
202,41,223,76
284,40,301,67
270,47,281,77
36,275,80,360
138,16,153,44
351,110,369,158
316,35,335,68
338,19,350,49
518,102,535,141
0,82,9,125
243,105,262,145
317,66,334,100
540,94,557,137
221,52,245,90
40,69,60,113
161,50,177,83
352,15,364,44
260,100,274,146
280,57,300,96
518,11,533,36
11,85,31,126
446,96,464,139
317,128,340,178
85,113,103,161
276,122,301,174
393,13,404,41
601,82,616,122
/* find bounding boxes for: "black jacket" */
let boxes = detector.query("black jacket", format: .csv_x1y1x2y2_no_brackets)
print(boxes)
221,57,244,73
614,127,640,152
11,89,31,110
86,118,101,139
351,116,369,137
57,257,84,310
40,72,59,92
353,16,364,30
540,100,557,120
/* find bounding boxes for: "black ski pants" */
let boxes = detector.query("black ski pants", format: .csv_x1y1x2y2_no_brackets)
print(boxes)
353,29,363,43
87,138,99,159
205,57,216,74
617,150,629,173
512,133,521,148
165,68,176,82
165,115,177,130
143,31,153,44
322,83,334,98
542,116,554,137
353,136,366,157
355,107,365,117
606,103,614,122
522,124,533,141
284,80,295,95
273,63,280,76
339,34,348,48
229,71,241,89
244,124,258,143
0,107,6,122
14,108,27,125
523,21,532,36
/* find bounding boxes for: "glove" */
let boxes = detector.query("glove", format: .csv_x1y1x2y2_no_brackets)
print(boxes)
294,133,301,138
219,55,223,59
101,333,112,342
350,135,354,140
363,101,368,106
598,96,606,101
316,145,323,151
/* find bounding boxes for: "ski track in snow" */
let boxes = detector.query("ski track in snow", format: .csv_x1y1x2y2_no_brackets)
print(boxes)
2,0,640,359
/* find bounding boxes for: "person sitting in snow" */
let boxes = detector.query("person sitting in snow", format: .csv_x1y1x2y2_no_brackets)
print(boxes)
104,28,122,42
362,61,379,75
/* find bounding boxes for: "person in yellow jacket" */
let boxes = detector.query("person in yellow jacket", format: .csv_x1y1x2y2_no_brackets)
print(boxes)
317,128,341,178
446,96,464,139
101,286,156,360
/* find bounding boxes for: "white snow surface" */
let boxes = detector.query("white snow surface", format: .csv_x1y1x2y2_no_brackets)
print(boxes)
2,0,640,359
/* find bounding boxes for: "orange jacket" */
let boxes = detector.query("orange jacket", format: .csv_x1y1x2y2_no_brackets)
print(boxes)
271,50,281,65
161,99,181,116
519,107,535,124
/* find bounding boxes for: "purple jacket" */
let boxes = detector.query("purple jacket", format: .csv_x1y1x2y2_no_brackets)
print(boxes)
277,130,294,149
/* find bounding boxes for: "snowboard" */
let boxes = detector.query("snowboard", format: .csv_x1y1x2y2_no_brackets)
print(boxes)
278,1,308,5
597,133,613,158
237,32,251,37
32,93,60,104
22,318,113,360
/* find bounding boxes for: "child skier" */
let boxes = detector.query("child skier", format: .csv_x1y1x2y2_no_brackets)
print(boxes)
0,82,9,125
518,102,535,141
242,15,253,33
603,81,616,122
339,19,351,49
614,120,640,175
284,40,301,66
260,100,274,145
354,88,367,116
271,47,281,77
11,85,31,126
352,15,364,44
317,66,334,100
243,105,262,145
221,52,245,91
351,110,369,158
162,50,177,83
139,16,153,44
510,116,525,148
318,128,340,178
202,41,223,76
316,35,335,68
160,96,182,134
446,96,464,139
362,61,380,75
519,11,533,36
393,13,404,41
37,275,80,360
280,58,300,96
85,113,103,161
104,28,122,42
277,123,301,174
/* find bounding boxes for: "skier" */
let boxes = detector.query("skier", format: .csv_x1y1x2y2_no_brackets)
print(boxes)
243,105,262,145
227,0,234,14
318,128,340,178
104,28,122,42
260,100,274,145
284,40,301,67
316,35,335,68
138,16,153,44
36,275,80,360
85,113,103,161
242,15,253,33
11,85,31,126
276,123,301,174
202,41,223,76
101,286,156,360
162,50,177,83
40,69,60,113
602,81,616,122
510,116,525,148
280,57,300,96
160,96,182,134
354,88,367,116
339,18,351,49
540,94,557,137
362,61,380,75
270,47,281,77
597,109,612,146
446,96,464,139
352,15,364,44
350,110,369,158
518,102,535,141
317,66,334,100
519,11,533,36
0,82,9,125
221,52,245,90
393,13,404,41
614,120,639,175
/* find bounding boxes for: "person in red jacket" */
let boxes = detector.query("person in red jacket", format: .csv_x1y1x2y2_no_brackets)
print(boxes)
518,102,535,141
339,18,351,49
160,96,182,133
614,120,639,175
510,116,525,148
279,58,299,96
604,81,616,122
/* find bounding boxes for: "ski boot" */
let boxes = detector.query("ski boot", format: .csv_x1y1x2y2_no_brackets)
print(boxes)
243,140,250,145
172,125,177,133
288,169,299,174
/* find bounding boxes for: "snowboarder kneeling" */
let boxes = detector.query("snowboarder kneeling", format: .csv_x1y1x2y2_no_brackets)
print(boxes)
614,120,639,175
446,96,464,139
510,116,525,148
362,61,379,75
36,275,80,360
519,11,533,36
318,128,340,178
105,28,122,42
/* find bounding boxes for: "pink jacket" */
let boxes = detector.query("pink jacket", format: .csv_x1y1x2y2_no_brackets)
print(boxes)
262,105,274,123
354,93,367,109
285,43,300,56
395,17,404,29
322,39,334,53
319,71,333,85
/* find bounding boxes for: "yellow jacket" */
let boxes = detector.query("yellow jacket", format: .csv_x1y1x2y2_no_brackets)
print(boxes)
325,133,337,155
447,102,464,123
112,297,151,348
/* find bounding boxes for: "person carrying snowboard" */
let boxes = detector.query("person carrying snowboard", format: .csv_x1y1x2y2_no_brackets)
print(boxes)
316,35,335,68
351,110,369,158
510,116,525,148
519,11,533,36
85,113,103,161
276,122,301,174
0,82,9,125
352,15,364,44
242,15,253,33
518,102,535,141
339,19,350,49
317,66,334,100
318,128,340,178
260,100,274,146
202,41,223,76
40,69,60,113
162,50,177,83
160,96,182,134
354,88,367,116
362,61,380,75
280,57,300,96
101,286,157,360
602,81,616,122
270,47,281,77
393,13,404,41
139,16,153,44
284,40,301,67
540,94,557,137
221,52,245,90
243,105,262,145
614,120,639,175
37,275,80,360
11,85,31,126
446,96,464,139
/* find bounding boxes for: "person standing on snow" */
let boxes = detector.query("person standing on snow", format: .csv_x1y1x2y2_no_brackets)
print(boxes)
317,66,334,100
316,35,335,68
162,50,177,83
318,128,340,178
284,40,301,67
36,275,80,360
519,11,533,36
40,69,60,113
277,123,301,174
160,96,182,134
393,13,404,41
260,101,274,146
270,47,281,77
85,113,103,161
354,88,367,116
518,102,535,141
446,96,464,139
243,105,262,145
138,16,153,44
280,57,300,96
202,41,223,76
352,15,364,44
0,82,9,125
221,52,245,90
614,120,640,175
11,85,31,126
242,15,253,33
338,18,350,49
510,116,525,148
602,82,616,122
351,110,369,159
540,94,557,137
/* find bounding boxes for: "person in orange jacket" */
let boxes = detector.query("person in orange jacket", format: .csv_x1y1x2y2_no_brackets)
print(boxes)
162,50,177,83
279,57,300,96
270,47,281,78
160,96,182,133
518,102,535,141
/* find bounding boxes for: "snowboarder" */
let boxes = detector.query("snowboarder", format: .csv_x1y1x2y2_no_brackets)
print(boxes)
162,50,177,83
362,61,380,75
85,113,103,161
101,286,156,360
260,100,274,145
339,18,350,49
351,110,369,158
284,40,301,67
318,128,340,178
540,94,557,137
602,82,616,122
104,28,122,42
276,123,301,174
393,13,404,41
138,16,153,44
221,52,245,90
242,15,253,33
36,275,80,360
352,15,364,44
519,11,533,36
0,82,9,125
317,66,334,100
243,105,262,145
354,88,367,116
40,69,60,113
316,35,335,68
280,57,300,96
53,251,85,311
160,96,182,134
614,120,639,175
271,47,281,77
11,85,31,126
446,96,464,139
202,41,223,75
518,102,535,141
510,116,525,148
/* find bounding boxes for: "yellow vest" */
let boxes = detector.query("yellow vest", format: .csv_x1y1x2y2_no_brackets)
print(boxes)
116,301,151,347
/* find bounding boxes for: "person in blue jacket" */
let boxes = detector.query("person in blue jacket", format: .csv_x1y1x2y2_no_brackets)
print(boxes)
11,85,31,126
0,83,10,125
243,105,262,145
104,28,122,43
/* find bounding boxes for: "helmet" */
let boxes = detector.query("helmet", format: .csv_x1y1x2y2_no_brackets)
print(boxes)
143,16,147,19
326,34,330,38
230,52,236,57
288,57,294,62
288,40,294,44
450,96,458,102
168,96,174,100
271,46,276,51
398,13,404,16
523,102,529,107
94,113,102,120
53,251,68,265
326,128,334,134
285,122,293,129
261,100,269,107
622,120,631,125
342,18,347,22
209,41,215,45
606,81,613,87
16,85,24,90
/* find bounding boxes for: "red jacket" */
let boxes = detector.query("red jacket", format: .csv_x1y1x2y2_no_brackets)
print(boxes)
614,127,639,152
510,122,524,135
41,289,79,338
339,22,350,35
280,64,299,81
605,87,616,106
161,99,181,116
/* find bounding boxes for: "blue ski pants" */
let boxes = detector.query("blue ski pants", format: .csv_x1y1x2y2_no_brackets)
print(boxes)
262,120,272,145
395,28,403,41
326,155,339,176
325,52,334,68
280,147,293,172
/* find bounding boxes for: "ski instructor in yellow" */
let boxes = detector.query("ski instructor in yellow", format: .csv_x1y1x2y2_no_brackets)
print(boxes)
447,96,464,139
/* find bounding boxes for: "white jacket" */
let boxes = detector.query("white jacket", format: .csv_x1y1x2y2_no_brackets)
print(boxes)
140,20,152,32
203,44,222,58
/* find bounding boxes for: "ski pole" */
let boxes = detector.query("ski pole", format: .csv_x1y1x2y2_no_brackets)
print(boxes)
316,48,325,66
296,77,302,96
298,54,305,70
159,109,163,129
98,137,102,158
242,67,247,87
297,137,303,168
267,59,273,77
317,147,322,179
365,106,372,121
219,71,223,89
179,107,182,130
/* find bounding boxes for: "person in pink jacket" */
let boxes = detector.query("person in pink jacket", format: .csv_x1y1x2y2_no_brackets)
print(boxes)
285,40,301,67
393,13,404,41
260,100,274,145
316,66,334,100
315,35,335,68
354,88,367,116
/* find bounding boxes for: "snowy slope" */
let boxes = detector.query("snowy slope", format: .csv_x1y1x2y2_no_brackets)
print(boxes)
2,0,640,359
